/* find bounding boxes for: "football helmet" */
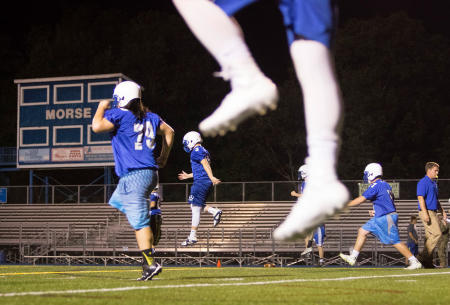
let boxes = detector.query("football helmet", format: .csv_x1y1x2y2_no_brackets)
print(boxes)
363,163,383,183
298,164,308,180
183,131,202,153
113,81,141,108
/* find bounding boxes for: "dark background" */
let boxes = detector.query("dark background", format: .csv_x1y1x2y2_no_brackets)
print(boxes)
1,0,449,185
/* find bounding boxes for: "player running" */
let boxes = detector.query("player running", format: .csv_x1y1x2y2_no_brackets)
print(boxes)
178,131,222,246
92,81,174,281
339,163,422,270
172,0,349,240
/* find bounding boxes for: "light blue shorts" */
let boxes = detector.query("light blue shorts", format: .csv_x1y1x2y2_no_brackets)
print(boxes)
362,213,400,245
313,225,325,246
108,169,157,230
214,0,336,47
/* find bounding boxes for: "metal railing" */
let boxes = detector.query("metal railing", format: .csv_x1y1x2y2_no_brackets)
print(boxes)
0,179,449,204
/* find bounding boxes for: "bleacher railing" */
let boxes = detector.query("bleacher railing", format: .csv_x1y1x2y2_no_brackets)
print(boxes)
0,179,449,204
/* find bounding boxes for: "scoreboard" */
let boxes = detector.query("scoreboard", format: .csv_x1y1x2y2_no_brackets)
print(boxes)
14,73,132,168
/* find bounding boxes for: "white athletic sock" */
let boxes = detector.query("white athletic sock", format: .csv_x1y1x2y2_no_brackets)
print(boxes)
290,40,342,184
191,205,202,228
351,249,360,259
172,0,261,80
189,229,197,240
408,256,419,263
207,207,219,216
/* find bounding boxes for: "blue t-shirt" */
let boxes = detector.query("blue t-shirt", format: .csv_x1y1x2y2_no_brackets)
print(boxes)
362,180,396,217
190,145,211,182
104,108,161,177
417,175,439,211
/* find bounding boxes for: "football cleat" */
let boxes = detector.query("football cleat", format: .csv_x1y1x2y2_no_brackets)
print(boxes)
137,263,162,281
405,260,423,270
181,238,198,246
339,253,356,266
213,210,222,227
199,73,278,137
273,181,349,241
301,247,312,256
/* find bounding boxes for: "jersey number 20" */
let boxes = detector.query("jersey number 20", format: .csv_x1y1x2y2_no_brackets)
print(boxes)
134,121,155,150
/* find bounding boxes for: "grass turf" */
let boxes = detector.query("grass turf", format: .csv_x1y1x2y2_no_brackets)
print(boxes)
1,265,450,305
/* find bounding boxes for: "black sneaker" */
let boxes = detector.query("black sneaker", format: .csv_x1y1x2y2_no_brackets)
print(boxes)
213,210,222,227
137,263,162,281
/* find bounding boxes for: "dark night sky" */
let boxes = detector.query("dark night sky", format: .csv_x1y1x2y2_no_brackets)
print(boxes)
1,0,449,184
3,0,449,39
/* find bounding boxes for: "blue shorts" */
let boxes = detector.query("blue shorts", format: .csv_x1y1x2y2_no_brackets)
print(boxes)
407,242,418,256
313,225,325,246
214,0,336,47
108,169,157,230
362,213,401,245
189,180,213,207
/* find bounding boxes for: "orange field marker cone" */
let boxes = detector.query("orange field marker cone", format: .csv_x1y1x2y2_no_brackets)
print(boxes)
217,259,222,268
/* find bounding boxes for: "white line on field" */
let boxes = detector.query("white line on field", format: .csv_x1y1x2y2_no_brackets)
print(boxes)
1,271,450,297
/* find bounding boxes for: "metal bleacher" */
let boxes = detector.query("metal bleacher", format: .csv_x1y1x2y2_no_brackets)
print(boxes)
0,199,433,266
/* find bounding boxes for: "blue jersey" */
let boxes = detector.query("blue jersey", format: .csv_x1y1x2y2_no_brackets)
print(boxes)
105,108,161,177
362,180,396,217
417,176,439,211
190,145,211,182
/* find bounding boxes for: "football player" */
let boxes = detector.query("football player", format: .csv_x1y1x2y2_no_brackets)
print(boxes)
339,163,422,270
178,131,222,246
92,81,174,281
149,185,162,248
172,0,349,240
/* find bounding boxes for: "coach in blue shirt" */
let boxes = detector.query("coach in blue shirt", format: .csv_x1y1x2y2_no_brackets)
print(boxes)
417,162,445,267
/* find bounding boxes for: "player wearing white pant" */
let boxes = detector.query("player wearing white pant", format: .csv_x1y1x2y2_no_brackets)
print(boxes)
172,0,349,239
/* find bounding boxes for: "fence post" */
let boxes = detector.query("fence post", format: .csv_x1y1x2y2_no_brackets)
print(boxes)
206,229,210,256
271,182,274,202
175,230,178,266
242,183,245,202
52,185,55,204
239,229,242,260
77,185,81,204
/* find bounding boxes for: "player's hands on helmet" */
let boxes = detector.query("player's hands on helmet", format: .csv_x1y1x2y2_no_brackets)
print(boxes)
368,210,375,217
98,99,112,110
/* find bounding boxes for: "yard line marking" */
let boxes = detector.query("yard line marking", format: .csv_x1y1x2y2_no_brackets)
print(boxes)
1,271,450,297
0,267,213,276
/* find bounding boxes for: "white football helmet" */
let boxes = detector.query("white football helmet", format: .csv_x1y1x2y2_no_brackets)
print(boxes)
183,131,202,153
113,81,141,108
298,164,308,180
363,163,383,183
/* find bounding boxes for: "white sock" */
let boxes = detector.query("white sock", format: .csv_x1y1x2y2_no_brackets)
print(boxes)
191,205,202,227
172,0,261,80
207,207,219,216
351,249,359,260
189,229,197,240
408,256,419,263
290,40,342,184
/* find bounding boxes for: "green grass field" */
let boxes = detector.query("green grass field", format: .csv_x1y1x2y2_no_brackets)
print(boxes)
1,265,450,305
